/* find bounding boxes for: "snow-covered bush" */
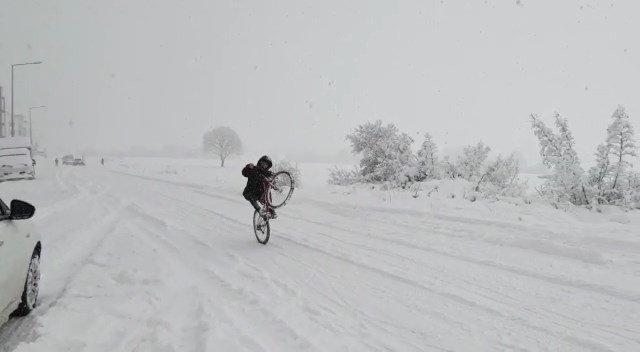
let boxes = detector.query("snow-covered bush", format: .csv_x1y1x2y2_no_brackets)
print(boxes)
452,142,491,181
328,166,362,185
340,121,528,198
624,171,640,209
441,156,459,179
415,133,440,181
346,120,416,184
476,154,525,197
530,113,587,205
272,160,302,188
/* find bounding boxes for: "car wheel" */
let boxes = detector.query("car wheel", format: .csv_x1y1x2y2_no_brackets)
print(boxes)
12,250,41,317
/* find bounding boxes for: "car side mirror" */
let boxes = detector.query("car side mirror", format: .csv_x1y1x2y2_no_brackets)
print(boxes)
10,200,36,220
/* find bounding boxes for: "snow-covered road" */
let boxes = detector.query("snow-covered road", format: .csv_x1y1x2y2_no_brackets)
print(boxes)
1,162,639,351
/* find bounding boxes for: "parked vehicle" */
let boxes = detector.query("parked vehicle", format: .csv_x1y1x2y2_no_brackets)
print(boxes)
0,138,36,181
0,198,41,326
61,154,75,164
63,157,86,166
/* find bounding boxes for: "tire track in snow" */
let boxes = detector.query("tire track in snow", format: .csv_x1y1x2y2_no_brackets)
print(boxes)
270,229,620,352
284,208,640,304
100,169,636,351
120,201,319,351
102,182,519,350
111,180,458,350
274,213,640,348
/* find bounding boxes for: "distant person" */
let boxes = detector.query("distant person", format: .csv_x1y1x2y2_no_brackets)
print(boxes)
55,158,59,167
242,155,277,219
101,158,105,166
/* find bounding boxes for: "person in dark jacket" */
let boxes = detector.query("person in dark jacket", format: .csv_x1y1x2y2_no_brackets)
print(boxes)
242,155,277,219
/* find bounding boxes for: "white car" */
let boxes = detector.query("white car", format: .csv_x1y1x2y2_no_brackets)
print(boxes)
0,198,41,326
0,149,36,181
0,138,36,181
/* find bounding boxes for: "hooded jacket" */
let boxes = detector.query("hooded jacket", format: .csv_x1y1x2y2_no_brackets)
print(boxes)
242,156,274,200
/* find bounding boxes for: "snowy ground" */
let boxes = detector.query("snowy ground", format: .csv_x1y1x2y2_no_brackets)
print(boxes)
0,157,639,351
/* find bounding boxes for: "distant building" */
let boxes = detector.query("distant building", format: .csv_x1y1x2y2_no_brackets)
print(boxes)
14,114,29,137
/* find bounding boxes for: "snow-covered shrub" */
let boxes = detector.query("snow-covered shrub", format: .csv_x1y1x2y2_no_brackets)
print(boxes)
415,133,440,181
456,142,491,181
441,156,459,179
395,165,420,189
272,160,302,188
476,154,525,197
160,165,178,175
328,166,362,185
624,171,640,209
530,113,587,205
346,120,416,184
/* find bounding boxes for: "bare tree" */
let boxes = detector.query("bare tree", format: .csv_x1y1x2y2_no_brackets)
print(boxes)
203,126,243,167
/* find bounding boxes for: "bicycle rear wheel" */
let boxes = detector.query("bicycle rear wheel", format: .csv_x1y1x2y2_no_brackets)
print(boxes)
253,210,270,244
268,171,294,209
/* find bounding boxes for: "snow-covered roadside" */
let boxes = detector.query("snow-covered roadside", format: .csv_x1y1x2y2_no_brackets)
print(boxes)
106,157,639,233
0,158,638,351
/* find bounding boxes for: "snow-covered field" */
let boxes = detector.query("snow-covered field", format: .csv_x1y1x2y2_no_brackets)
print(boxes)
0,157,639,351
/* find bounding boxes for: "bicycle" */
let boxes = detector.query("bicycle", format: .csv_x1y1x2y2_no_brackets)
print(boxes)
253,171,295,244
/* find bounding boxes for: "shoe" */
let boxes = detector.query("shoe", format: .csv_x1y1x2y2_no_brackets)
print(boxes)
269,210,278,219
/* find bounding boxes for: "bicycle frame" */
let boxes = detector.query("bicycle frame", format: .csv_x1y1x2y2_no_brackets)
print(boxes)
258,177,274,213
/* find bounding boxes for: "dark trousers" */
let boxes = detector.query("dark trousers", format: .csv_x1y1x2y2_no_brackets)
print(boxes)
249,199,261,211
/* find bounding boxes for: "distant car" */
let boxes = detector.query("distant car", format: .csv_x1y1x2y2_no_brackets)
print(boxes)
61,154,74,163
63,158,85,166
0,149,36,181
0,198,41,326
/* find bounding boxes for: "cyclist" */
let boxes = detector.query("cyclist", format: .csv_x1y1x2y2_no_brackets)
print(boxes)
242,155,277,219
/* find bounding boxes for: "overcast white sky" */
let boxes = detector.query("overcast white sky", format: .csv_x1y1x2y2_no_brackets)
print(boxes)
1,0,639,165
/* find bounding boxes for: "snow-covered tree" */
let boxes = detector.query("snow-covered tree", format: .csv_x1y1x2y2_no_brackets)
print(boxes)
456,142,491,181
587,143,612,200
415,133,439,181
346,120,415,184
530,113,586,204
203,126,243,167
585,106,638,204
607,106,637,190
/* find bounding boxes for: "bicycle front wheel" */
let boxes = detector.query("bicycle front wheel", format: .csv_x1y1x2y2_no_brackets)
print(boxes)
253,210,270,244
268,171,294,209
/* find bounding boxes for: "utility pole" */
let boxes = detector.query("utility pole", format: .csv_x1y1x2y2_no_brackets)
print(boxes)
0,86,4,137
11,61,43,137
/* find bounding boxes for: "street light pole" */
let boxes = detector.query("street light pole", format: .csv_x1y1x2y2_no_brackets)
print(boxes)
11,61,43,137
29,105,46,147
0,86,4,137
